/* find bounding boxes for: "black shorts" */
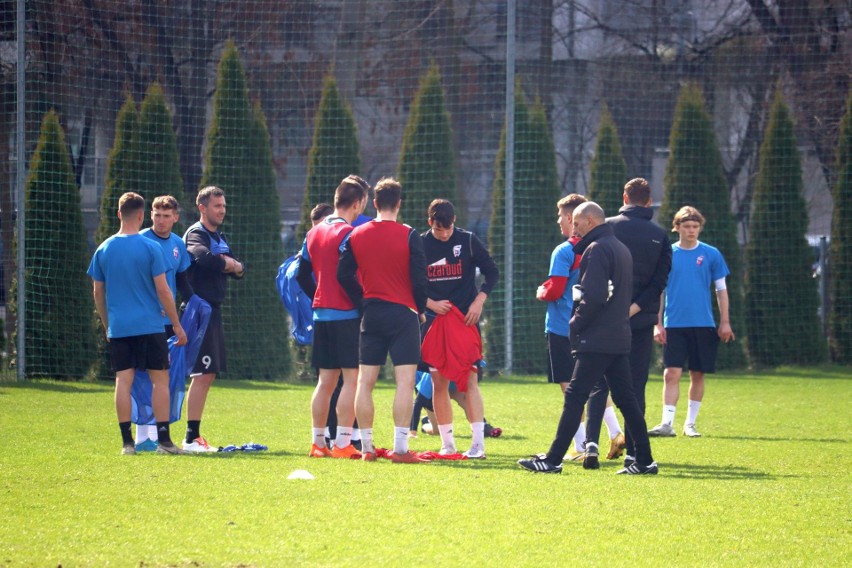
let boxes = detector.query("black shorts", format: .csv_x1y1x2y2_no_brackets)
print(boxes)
164,324,175,339
416,392,434,413
546,332,574,384
663,327,720,373
192,307,226,375
360,301,421,366
110,332,170,372
312,318,360,369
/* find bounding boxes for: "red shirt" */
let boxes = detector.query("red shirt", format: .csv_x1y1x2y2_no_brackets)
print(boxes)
306,217,355,311
421,305,482,392
348,220,418,311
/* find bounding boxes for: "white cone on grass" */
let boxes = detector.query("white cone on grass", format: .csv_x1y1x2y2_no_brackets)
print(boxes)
287,469,315,480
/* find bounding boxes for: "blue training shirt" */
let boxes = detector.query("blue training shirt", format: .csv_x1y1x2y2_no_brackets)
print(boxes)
141,228,191,325
87,233,168,338
664,241,729,328
544,240,579,336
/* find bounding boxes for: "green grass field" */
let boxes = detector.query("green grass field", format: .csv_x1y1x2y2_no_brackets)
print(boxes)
1,367,850,567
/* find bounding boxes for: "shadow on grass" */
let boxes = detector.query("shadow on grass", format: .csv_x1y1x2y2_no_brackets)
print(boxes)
178,450,291,459
712,435,846,444
659,462,795,480
0,380,112,394
1,378,307,393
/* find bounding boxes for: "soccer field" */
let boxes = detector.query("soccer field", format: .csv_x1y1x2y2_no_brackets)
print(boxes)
0,367,849,567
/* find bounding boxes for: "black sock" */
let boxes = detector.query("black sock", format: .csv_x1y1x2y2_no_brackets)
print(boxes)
186,420,201,443
157,422,173,445
119,422,133,446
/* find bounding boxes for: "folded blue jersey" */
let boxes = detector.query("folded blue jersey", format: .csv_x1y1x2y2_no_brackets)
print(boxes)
415,370,458,399
276,254,314,346
415,360,486,399
131,295,212,425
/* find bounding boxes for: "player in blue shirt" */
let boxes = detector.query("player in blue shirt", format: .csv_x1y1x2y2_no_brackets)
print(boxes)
537,194,589,459
134,195,194,450
88,192,187,455
650,206,735,438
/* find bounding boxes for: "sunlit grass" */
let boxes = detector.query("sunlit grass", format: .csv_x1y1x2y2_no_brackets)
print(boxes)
0,367,849,566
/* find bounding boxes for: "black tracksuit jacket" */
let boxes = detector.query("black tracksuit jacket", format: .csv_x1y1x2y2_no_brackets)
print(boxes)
569,223,633,354
606,205,672,330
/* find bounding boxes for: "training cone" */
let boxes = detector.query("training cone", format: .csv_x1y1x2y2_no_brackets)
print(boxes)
287,469,315,480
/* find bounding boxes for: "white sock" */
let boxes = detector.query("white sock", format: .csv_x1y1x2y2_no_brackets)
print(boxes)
312,427,326,447
573,422,586,453
438,423,456,453
335,426,353,449
360,428,374,454
686,400,702,426
393,426,409,455
662,405,676,426
603,406,623,439
470,421,485,452
351,428,362,442
136,424,157,443
135,425,147,445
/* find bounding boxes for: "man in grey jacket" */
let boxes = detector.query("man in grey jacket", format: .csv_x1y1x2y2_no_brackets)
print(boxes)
518,202,658,475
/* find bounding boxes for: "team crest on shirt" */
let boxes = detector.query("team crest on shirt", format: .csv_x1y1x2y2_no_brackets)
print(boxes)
696,255,704,266
173,246,179,260
453,245,462,258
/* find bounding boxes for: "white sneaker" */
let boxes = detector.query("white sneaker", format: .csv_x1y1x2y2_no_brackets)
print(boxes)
647,423,676,437
463,447,486,460
182,436,218,453
683,423,702,437
439,446,458,456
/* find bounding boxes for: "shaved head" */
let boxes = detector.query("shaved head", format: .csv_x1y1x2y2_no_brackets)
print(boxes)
573,202,605,223
572,201,605,238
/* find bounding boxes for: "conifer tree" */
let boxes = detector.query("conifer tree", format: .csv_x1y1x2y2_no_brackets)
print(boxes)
398,62,458,229
660,84,747,368
487,88,561,373
830,88,852,364
16,110,96,378
96,94,137,245
746,92,825,365
588,103,628,217
132,82,187,222
93,95,140,379
200,41,290,379
297,73,360,242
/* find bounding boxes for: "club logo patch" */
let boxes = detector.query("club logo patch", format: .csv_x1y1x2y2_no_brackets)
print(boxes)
173,246,180,260
453,245,462,258
696,255,704,266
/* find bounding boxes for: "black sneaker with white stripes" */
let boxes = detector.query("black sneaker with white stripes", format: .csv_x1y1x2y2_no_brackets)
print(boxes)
582,443,600,470
517,455,563,474
616,461,658,475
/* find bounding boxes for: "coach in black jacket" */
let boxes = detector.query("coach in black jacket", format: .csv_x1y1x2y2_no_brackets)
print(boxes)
584,178,672,465
518,201,657,474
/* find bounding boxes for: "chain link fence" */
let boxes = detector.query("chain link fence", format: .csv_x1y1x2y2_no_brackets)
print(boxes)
2,1,849,379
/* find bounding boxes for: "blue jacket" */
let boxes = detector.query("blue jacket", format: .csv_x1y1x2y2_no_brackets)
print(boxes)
276,254,314,346
131,295,212,424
